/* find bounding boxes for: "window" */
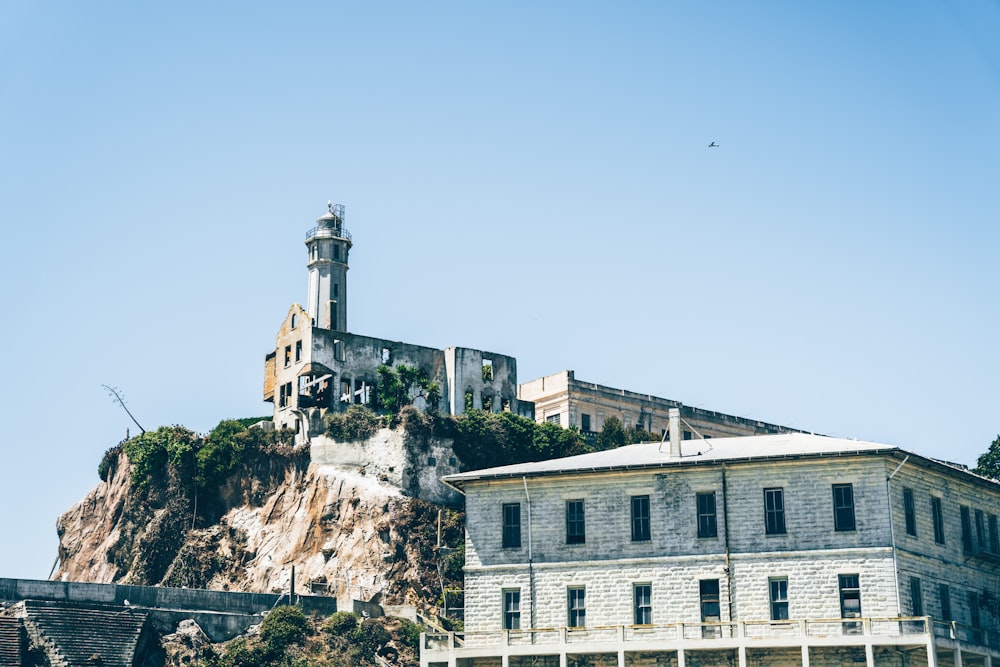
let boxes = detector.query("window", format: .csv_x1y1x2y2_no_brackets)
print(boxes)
961,505,973,554
333,283,339,297
968,590,981,630
975,509,987,551
903,488,917,537
633,584,652,625
381,347,390,363
581,414,591,431
697,492,718,538
931,497,945,545
700,579,721,637
330,304,338,330
567,588,586,628
939,584,952,621
764,488,786,535
989,514,999,554
294,340,302,363
503,590,521,630
769,578,789,621
832,484,856,531
631,496,651,542
502,503,521,549
334,244,340,260
290,314,297,329
426,457,436,466
284,345,291,367
546,413,561,425
909,577,923,616
839,574,862,634
566,500,585,544
482,359,493,381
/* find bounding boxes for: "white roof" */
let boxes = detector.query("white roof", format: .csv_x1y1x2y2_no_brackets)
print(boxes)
443,432,901,488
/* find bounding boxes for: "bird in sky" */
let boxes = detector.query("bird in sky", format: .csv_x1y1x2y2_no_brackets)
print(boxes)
708,142,719,148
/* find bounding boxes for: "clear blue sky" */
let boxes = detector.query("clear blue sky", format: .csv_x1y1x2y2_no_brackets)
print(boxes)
1,1,998,580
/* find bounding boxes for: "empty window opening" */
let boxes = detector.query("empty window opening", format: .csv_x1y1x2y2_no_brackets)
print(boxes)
961,505,974,554
333,283,339,298
839,574,862,634
700,579,721,638
334,244,340,260
482,359,493,381
340,379,352,403
381,347,391,363
939,584,952,621
976,509,987,551
291,314,297,329
284,345,291,367
427,457,436,466
566,500,585,544
697,492,718,538
931,497,946,545
581,413,591,432
903,488,917,537
633,584,652,626
631,495,650,542
501,398,511,413
989,514,999,554
464,390,474,412
329,303,338,330
295,340,302,363
770,578,789,621
909,577,923,616
482,394,494,412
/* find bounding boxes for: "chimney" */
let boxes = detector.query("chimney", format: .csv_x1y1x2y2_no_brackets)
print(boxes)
668,408,681,457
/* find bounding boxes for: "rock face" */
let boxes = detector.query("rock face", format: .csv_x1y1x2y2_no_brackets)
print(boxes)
54,436,464,609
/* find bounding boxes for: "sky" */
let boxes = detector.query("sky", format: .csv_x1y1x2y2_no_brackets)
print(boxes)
1,1,999,580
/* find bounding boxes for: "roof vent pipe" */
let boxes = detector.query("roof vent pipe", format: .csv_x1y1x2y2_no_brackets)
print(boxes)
669,408,681,457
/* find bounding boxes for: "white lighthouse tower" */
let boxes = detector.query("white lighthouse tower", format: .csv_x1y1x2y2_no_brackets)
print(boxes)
305,201,351,331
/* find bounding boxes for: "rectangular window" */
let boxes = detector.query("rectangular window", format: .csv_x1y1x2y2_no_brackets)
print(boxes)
939,584,952,621
839,574,862,634
633,584,652,626
503,590,521,630
294,340,302,363
903,488,917,537
968,589,981,629
989,514,999,554
546,413,561,425
502,503,521,549
764,488,786,535
567,587,586,628
566,500,585,544
284,345,291,367
975,509,987,551
333,283,339,298
909,577,923,616
931,497,945,545
832,484,856,531
769,578,789,621
631,495,651,542
700,579,721,638
961,505,973,554
697,492,718,538
581,414,591,431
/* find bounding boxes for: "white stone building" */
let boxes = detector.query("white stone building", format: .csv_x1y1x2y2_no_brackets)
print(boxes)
421,417,1000,667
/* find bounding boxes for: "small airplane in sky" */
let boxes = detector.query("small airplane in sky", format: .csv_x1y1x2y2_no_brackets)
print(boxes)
708,141,719,148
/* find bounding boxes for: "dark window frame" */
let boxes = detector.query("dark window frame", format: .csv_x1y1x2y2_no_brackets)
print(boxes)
764,488,786,535
503,589,521,630
566,500,586,545
909,577,923,616
975,509,987,551
961,505,974,554
567,587,586,628
832,483,856,532
633,584,652,626
939,584,952,621
502,503,521,549
700,579,721,638
631,495,651,542
697,491,718,538
769,578,789,621
839,574,862,634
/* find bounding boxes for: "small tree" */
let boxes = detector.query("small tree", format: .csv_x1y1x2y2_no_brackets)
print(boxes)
596,416,626,450
974,435,1000,480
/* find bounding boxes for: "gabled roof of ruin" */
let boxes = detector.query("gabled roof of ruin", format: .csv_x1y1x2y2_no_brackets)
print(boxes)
442,432,996,490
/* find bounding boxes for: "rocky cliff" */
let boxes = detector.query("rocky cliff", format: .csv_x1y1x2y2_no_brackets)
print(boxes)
54,428,464,610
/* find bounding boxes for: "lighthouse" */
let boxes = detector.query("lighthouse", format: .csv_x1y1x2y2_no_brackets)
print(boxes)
305,201,351,331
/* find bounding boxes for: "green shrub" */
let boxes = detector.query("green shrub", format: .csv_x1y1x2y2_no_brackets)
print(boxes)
321,611,358,636
324,405,382,441
395,618,425,651
261,605,308,654
350,619,391,662
98,444,122,482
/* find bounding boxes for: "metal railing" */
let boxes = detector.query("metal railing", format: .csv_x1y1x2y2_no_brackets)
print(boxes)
306,225,352,242
422,617,937,651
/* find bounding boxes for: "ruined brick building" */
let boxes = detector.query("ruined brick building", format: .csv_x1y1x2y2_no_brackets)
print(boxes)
262,202,802,445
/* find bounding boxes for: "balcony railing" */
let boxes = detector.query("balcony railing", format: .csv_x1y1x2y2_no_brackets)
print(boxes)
423,616,945,653
305,225,352,242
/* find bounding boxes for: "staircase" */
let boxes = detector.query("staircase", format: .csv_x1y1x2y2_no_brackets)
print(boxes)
0,616,24,667
22,601,149,667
